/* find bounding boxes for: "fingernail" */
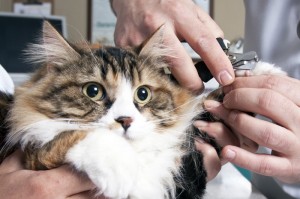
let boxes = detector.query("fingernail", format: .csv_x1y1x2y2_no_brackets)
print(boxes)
204,100,221,109
224,149,236,160
193,120,208,128
218,70,233,85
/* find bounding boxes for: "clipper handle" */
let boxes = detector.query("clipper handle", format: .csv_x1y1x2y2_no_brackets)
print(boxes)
194,38,229,83
194,61,213,83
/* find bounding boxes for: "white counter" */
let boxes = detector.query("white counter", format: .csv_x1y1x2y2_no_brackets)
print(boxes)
205,163,266,199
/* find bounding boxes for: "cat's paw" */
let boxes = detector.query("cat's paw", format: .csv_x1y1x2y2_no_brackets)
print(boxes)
235,61,287,77
90,165,136,199
66,130,138,199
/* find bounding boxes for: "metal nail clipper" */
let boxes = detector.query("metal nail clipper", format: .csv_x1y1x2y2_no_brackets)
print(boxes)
195,37,259,82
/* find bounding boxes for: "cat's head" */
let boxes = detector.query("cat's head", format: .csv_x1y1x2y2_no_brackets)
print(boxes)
10,21,198,145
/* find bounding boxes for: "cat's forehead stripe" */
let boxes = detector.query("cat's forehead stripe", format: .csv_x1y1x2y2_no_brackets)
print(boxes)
95,47,140,82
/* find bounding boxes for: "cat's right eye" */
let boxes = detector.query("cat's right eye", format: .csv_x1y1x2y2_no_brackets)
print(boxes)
82,83,106,101
134,86,152,105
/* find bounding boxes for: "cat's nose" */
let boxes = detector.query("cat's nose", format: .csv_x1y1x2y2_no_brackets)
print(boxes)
115,116,133,131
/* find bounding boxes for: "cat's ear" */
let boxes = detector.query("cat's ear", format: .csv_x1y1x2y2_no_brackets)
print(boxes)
137,25,172,59
26,21,80,66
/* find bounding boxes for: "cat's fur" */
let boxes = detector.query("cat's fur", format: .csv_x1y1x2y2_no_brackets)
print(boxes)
0,21,286,199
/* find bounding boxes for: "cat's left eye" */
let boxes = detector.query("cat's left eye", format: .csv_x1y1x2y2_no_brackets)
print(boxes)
82,83,106,101
134,86,152,104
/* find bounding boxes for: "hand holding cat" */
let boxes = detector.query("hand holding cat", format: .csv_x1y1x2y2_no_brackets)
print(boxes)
111,0,235,92
0,150,103,199
203,75,300,183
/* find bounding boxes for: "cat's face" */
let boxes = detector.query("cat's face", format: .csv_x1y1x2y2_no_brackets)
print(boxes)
12,22,196,142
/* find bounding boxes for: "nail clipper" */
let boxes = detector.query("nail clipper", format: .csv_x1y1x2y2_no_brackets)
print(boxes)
195,38,259,82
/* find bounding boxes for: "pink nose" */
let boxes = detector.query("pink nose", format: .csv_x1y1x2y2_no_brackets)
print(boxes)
115,116,133,131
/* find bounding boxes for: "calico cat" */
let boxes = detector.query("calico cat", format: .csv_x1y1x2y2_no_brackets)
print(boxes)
0,21,285,199
0,21,211,199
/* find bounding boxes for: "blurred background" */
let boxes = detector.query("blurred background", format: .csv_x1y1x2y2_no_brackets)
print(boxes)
0,0,245,42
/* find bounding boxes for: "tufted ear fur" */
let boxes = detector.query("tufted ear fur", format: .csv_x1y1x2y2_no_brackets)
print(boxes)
25,21,80,67
137,25,173,62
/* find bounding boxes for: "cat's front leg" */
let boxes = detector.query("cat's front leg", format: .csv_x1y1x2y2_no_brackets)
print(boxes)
66,129,138,199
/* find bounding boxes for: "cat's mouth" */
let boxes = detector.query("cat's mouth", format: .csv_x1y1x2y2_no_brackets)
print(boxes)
108,122,133,139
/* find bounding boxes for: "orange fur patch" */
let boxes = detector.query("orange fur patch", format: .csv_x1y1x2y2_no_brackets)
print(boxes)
25,130,87,170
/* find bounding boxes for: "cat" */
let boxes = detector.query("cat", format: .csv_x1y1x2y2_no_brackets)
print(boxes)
0,21,286,199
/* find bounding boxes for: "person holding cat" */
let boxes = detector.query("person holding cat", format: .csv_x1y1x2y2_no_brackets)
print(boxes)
0,0,299,199
0,1,237,199
111,0,300,198
0,150,98,199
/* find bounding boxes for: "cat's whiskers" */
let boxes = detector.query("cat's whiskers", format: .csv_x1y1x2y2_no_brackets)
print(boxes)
149,110,205,125
55,118,107,129
165,96,204,115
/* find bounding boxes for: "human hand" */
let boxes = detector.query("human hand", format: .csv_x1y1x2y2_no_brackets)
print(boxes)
0,150,103,199
194,133,222,181
194,119,258,182
204,75,300,183
111,0,234,92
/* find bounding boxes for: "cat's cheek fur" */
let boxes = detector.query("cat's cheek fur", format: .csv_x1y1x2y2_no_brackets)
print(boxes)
66,129,138,199
125,121,154,140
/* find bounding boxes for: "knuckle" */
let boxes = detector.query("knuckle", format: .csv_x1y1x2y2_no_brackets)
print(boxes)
260,126,272,146
203,146,218,159
196,33,211,50
168,1,182,16
262,75,281,90
213,123,226,136
258,90,275,110
228,110,243,126
142,11,159,29
258,157,273,176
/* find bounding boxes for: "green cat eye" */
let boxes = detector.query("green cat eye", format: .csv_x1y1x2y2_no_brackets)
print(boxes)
134,86,152,104
83,83,105,101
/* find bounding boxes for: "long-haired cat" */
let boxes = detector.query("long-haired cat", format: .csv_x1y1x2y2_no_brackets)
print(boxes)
0,21,285,199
